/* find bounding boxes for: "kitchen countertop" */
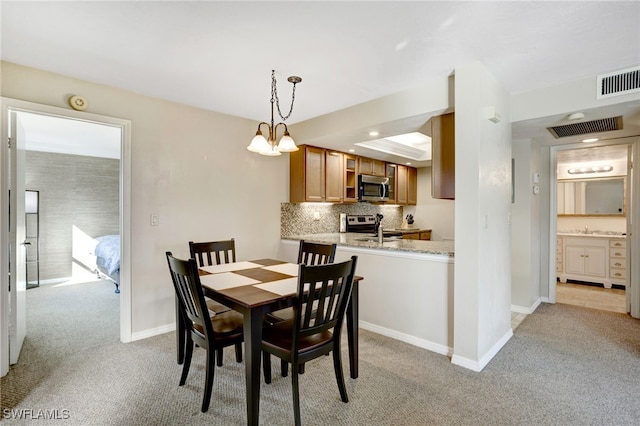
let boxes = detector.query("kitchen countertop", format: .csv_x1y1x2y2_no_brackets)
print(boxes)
282,233,454,257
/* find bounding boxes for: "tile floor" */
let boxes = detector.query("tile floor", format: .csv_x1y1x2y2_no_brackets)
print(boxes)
556,281,626,314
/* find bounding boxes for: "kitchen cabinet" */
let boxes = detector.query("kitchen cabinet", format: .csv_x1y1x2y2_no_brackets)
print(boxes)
395,164,417,205
402,230,431,240
397,165,408,204
343,154,358,203
359,157,386,176
325,150,344,202
407,166,417,205
290,145,325,202
386,164,397,204
431,112,455,200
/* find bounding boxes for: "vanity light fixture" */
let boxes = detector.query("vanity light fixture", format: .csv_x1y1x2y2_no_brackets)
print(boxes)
369,131,379,137
567,165,613,174
247,70,301,156
582,138,599,143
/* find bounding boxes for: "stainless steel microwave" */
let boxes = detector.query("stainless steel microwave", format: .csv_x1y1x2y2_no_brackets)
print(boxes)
358,175,390,202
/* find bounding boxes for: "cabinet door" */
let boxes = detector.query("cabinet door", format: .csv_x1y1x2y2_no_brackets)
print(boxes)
403,232,419,240
386,164,397,204
584,246,606,277
407,166,417,205
305,146,326,202
373,159,386,176
431,113,455,199
358,157,373,175
397,165,408,205
343,154,358,203
325,151,343,202
565,246,585,275
419,231,431,240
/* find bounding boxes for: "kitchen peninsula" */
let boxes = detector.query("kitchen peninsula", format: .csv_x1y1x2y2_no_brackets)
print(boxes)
278,233,455,357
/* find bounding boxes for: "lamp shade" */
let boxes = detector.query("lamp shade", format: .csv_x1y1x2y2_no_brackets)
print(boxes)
259,142,282,156
277,135,298,152
247,134,270,153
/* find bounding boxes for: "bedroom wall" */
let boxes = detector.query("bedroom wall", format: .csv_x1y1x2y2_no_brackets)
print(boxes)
2,60,288,337
25,151,119,282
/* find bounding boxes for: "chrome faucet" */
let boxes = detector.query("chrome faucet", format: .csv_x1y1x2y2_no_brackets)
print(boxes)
584,225,589,234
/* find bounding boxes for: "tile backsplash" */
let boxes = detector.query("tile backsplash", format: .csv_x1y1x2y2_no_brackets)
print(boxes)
281,203,403,236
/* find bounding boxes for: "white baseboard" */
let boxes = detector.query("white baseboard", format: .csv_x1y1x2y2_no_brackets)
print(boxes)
511,297,542,315
451,328,513,372
131,322,176,342
359,320,452,357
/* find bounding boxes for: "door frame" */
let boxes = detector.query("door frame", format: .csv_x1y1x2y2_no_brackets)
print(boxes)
547,137,639,318
1,98,132,376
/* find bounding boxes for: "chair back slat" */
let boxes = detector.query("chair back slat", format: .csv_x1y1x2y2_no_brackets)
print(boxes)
297,240,337,266
189,239,236,267
293,257,357,343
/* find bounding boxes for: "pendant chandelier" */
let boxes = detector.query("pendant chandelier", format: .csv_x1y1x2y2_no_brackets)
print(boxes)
247,70,302,156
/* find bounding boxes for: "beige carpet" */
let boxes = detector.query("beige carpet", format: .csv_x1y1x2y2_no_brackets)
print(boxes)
2,280,640,425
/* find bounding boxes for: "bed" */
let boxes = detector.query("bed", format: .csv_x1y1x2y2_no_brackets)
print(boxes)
94,234,121,294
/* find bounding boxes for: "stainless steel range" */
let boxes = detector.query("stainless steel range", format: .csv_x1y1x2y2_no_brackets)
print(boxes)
345,214,403,237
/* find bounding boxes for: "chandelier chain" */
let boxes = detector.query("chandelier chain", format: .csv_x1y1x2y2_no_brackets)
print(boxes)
271,70,297,122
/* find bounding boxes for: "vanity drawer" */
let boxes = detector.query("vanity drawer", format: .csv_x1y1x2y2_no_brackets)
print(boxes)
610,269,626,280
610,248,626,258
610,239,626,249
609,258,627,269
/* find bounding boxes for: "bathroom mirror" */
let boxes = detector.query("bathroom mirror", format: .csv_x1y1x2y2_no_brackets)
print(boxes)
557,177,625,216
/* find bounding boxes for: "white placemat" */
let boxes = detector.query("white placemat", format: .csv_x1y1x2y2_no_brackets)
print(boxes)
260,263,299,277
253,277,299,296
200,272,260,290
200,261,262,275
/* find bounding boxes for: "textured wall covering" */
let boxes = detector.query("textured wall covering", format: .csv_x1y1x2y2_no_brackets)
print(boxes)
281,202,403,236
25,151,119,281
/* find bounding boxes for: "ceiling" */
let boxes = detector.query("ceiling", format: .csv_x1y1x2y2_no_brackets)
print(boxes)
2,1,639,166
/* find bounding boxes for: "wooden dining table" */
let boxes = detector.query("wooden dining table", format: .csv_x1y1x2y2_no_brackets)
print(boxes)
197,258,361,426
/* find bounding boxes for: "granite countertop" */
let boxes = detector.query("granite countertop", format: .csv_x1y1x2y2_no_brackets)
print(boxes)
282,233,454,257
557,230,626,239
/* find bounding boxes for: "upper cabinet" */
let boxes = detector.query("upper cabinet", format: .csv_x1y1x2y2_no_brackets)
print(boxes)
431,112,455,200
290,144,416,205
359,157,386,176
343,154,358,203
290,145,326,202
325,150,344,203
396,164,417,206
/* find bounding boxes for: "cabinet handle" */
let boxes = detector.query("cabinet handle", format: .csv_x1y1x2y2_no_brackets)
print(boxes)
615,262,622,266
614,252,622,256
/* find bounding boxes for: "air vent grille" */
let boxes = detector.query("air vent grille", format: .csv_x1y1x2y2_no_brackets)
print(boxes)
597,66,640,99
547,116,623,138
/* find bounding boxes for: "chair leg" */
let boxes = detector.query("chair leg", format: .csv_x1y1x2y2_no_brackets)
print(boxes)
332,347,348,403
291,362,301,426
281,359,288,377
201,346,216,413
216,348,223,367
235,343,243,363
179,337,193,386
263,352,272,384
299,363,305,374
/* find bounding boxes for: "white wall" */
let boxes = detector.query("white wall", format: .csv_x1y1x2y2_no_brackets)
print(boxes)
511,140,542,312
1,61,289,336
408,167,455,241
452,62,513,371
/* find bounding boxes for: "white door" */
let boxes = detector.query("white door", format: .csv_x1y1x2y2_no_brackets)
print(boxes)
8,111,27,364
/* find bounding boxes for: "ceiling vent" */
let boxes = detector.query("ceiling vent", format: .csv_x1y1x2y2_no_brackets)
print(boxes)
597,66,640,99
547,116,623,138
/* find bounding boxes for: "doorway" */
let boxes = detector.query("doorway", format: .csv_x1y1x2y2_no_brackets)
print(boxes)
1,98,132,376
550,141,636,316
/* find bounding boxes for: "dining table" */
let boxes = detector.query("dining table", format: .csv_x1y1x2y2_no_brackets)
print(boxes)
197,258,361,426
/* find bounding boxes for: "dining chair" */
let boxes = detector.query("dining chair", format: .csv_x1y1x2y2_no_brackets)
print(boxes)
165,251,244,413
265,240,337,376
173,239,236,366
261,256,358,426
